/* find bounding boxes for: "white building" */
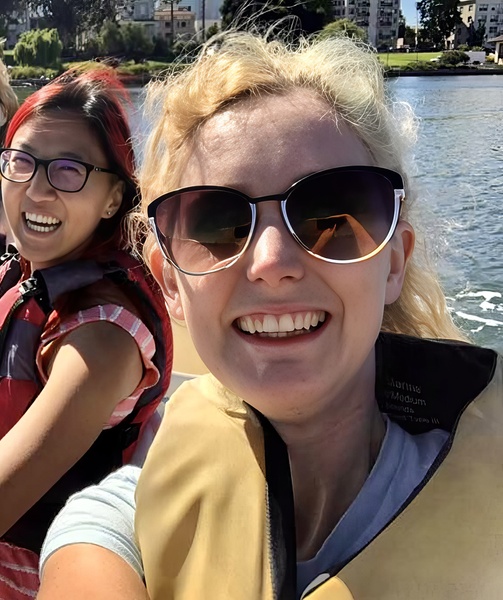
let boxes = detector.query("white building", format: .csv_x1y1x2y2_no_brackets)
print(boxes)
456,0,503,45
332,0,400,48
174,1,222,34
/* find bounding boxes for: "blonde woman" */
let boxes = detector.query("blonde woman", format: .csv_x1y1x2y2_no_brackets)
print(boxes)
0,58,17,142
38,31,501,600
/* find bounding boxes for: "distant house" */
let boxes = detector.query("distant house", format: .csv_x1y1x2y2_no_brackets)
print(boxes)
488,33,503,62
155,6,197,42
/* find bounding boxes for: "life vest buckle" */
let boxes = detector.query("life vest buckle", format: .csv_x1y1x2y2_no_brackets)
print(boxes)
18,278,40,297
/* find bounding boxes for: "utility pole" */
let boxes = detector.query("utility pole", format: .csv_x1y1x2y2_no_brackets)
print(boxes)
202,0,206,41
415,2,419,61
171,0,175,47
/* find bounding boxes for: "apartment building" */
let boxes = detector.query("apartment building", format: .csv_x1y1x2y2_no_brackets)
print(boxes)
118,1,217,40
332,0,400,48
456,0,503,45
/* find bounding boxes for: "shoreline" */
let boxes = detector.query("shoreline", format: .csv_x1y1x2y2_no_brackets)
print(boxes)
384,67,503,77
11,66,503,88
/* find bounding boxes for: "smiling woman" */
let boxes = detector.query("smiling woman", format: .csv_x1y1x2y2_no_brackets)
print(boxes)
37,30,502,600
0,68,173,599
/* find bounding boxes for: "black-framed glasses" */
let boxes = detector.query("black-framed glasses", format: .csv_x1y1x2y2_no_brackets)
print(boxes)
0,148,117,193
148,165,406,276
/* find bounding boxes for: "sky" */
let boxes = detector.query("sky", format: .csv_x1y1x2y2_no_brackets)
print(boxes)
401,0,419,27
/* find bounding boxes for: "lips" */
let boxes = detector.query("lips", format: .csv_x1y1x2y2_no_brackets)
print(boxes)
237,310,326,338
24,212,61,233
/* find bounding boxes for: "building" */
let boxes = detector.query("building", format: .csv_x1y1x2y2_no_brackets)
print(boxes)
117,1,196,43
184,0,222,33
119,2,205,41
332,0,400,49
455,0,503,46
155,6,197,42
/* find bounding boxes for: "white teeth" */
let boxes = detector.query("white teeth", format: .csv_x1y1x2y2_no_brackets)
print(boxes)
26,222,59,233
245,316,255,334
238,311,327,337
25,212,61,226
263,314,279,333
278,314,295,332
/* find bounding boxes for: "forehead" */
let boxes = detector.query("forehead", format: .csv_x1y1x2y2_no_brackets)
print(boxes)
180,90,372,194
10,112,104,160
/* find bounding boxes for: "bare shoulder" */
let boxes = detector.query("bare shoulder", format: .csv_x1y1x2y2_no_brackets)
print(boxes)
38,544,149,600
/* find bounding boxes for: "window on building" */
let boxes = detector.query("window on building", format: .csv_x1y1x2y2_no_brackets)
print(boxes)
181,21,186,27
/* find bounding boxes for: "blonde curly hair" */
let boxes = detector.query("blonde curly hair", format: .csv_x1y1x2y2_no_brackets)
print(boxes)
0,59,18,139
136,30,465,341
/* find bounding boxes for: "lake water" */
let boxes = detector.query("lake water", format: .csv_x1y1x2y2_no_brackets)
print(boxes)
387,76,503,353
13,75,503,352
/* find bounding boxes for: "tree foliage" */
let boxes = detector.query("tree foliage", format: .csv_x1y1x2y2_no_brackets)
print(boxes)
3,0,118,48
13,27,62,67
438,49,469,65
319,19,367,42
121,23,154,60
220,0,333,34
99,21,124,55
417,0,462,48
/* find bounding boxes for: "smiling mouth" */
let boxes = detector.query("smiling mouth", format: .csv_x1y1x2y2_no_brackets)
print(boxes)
24,212,62,233
236,310,327,338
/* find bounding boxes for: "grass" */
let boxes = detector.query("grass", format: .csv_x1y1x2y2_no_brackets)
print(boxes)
377,51,441,68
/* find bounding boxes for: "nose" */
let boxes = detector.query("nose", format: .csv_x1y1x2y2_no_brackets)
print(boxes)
26,164,58,202
245,202,305,287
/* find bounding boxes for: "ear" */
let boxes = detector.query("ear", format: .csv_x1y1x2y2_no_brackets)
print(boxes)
385,220,415,305
150,246,185,321
102,180,125,219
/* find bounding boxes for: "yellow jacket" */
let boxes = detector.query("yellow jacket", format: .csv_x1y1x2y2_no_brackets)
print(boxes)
136,334,500,600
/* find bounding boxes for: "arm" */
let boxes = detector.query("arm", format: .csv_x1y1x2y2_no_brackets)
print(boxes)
38,545,149,600
37,465,146,600
0,320,143,535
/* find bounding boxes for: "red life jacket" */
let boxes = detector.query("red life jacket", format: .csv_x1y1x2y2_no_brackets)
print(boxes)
0,249,173,554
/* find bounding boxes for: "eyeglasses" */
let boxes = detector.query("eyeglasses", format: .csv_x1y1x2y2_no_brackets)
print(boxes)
148,166,405,276
0,148,117,193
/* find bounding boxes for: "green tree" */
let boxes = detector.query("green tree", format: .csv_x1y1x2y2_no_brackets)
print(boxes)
121,23,154,61
403,25,417,46
36,0,78,47
417,0,462,48
13,28,62,67
220,0,333,34
319,18,367,41
99,21,125,55
205,22,220,40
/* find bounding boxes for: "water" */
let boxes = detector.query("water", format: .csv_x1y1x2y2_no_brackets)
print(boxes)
387,76,503,352
13,75,503,352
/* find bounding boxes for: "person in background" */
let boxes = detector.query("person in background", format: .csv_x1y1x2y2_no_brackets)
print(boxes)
38,31,501,600
0,59,18,144
0,67,172,599
0,58,19,252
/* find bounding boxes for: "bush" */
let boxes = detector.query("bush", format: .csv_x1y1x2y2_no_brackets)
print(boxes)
404,60,436,71
438,50,470,66
10,65,61,79
13,29,62,67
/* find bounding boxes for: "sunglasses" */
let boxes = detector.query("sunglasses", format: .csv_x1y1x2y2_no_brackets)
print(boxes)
0,148,117,193
148,166,405,276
